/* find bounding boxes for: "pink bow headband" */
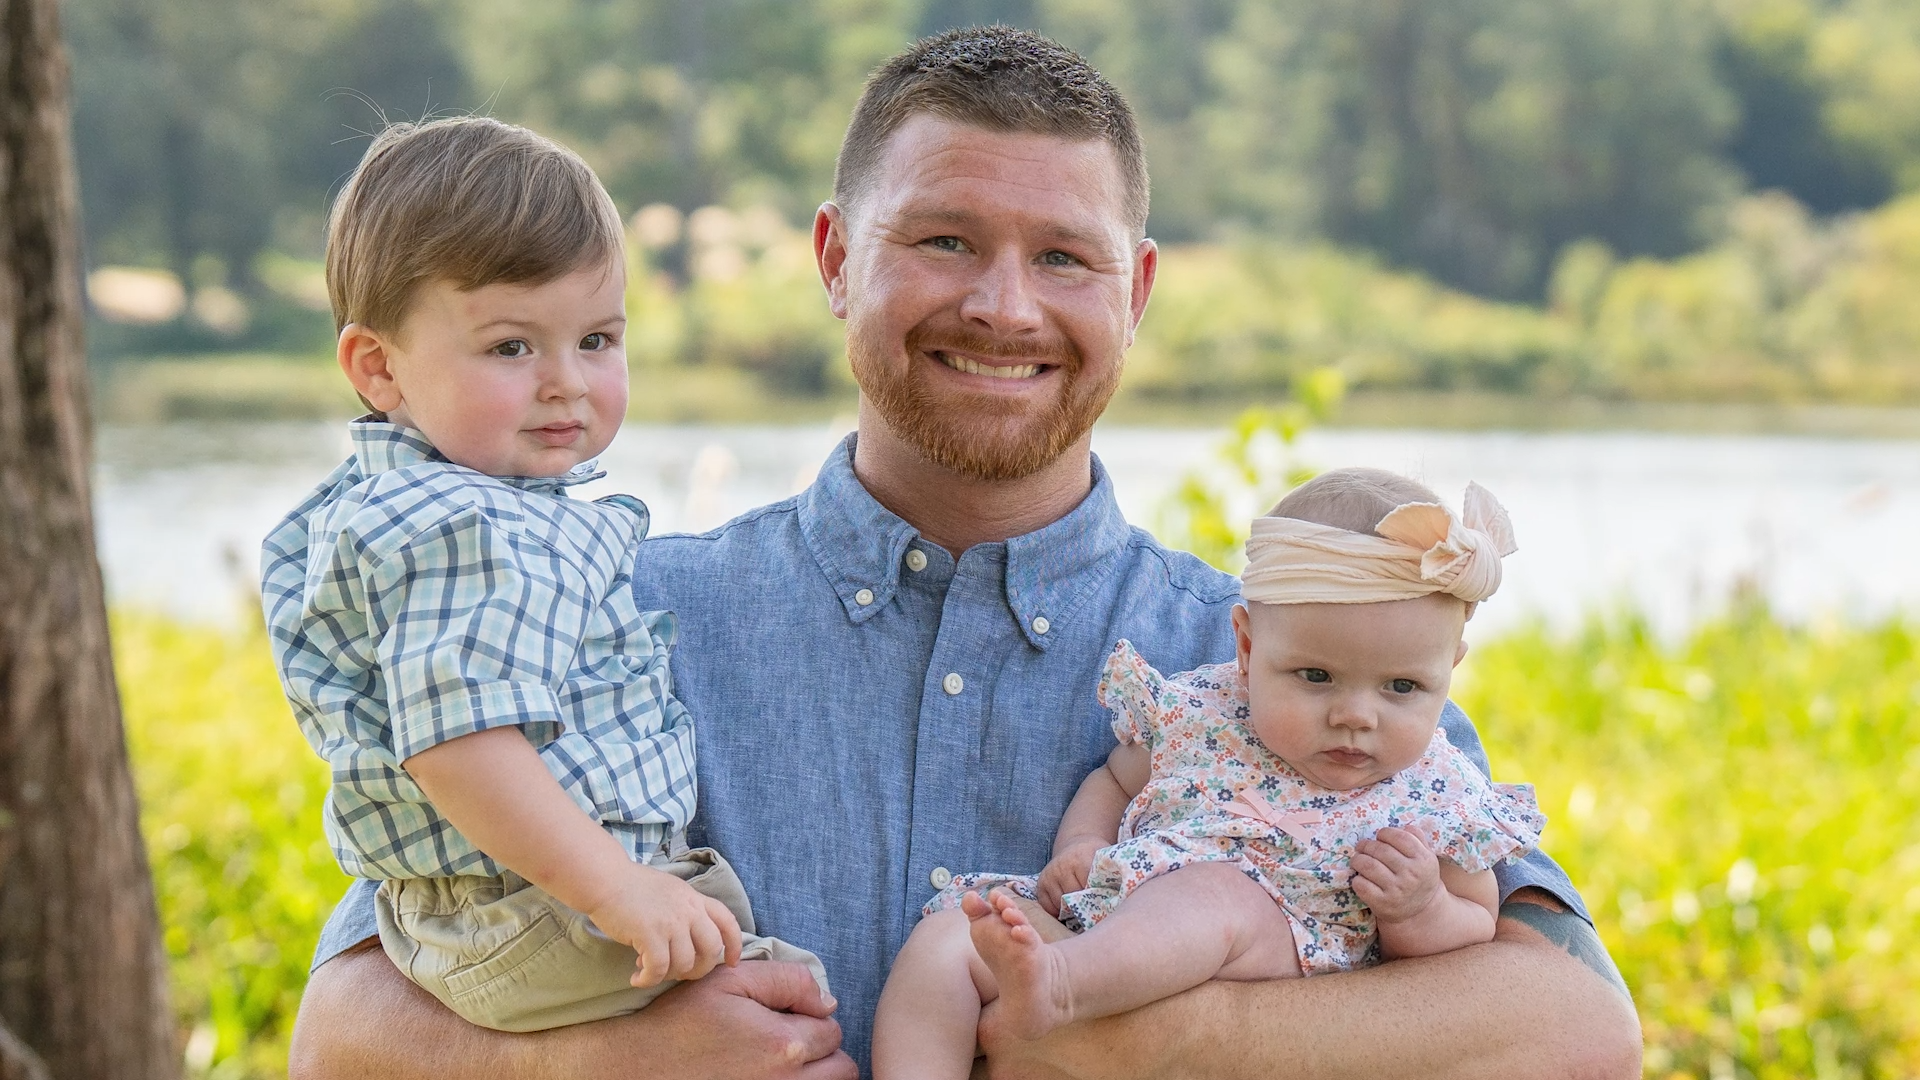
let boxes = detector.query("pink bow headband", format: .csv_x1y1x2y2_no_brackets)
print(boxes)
1241,482,1518,605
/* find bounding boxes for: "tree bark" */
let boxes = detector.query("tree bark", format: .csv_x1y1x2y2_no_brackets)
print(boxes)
0,0,181,1077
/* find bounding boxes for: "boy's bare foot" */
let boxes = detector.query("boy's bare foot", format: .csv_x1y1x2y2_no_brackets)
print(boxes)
961,889,1075,1039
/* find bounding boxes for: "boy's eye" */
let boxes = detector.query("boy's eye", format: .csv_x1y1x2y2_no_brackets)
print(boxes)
1388,678,1418,694
580,332,608,350
1299,668,1331,684
492,339,530,358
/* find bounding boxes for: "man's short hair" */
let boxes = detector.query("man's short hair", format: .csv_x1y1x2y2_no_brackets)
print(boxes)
325,116,623,334
833,26,1149,237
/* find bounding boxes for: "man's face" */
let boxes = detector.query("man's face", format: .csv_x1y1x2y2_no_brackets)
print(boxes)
817,114,1155,481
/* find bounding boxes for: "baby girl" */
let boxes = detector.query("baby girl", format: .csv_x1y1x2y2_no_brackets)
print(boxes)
870,467,1546,1077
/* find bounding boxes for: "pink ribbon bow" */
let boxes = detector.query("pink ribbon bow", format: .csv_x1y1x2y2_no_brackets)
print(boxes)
1226,790,1323,844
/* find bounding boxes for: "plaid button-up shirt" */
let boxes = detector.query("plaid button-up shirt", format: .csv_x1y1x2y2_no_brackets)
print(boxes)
261,420,695,880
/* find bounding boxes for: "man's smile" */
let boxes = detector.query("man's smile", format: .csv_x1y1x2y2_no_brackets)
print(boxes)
931,350,1048,380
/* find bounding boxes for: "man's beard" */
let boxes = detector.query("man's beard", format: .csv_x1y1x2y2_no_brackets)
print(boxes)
847,321,1121,482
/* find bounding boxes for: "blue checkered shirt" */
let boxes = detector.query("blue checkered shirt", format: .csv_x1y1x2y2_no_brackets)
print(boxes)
260,420,696,880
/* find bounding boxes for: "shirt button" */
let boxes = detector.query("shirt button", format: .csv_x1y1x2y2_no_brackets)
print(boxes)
930,866,953,889
905,548,928,572
854,588,874,606
1032,615,1051,635
942,672,964,695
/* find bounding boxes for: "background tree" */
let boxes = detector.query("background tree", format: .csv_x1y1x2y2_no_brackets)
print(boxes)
0,0,180,1076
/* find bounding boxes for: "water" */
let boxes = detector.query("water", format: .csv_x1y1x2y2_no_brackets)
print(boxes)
93,420,1920,640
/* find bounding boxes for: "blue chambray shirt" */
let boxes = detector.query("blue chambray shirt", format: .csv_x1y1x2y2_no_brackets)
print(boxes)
262,420,697,880
313,434,1588,1068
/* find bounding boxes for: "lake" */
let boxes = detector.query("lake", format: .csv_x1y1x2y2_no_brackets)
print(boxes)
94,420,1920,641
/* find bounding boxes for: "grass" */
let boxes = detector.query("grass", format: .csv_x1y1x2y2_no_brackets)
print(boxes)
117,603,1918,1077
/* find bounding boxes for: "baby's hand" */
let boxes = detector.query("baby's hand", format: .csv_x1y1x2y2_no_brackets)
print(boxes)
586,865,744,988
1035,836,1103,916
1351,826,1443,925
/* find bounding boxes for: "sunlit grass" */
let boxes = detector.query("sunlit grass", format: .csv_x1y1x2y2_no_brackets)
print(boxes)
118,605,1919,1077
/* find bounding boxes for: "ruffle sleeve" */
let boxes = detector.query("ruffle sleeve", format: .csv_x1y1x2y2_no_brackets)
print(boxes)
1096,639,1171,748
1415,735,1548,874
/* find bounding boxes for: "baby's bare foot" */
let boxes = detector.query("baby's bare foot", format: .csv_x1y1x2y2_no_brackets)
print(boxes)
964,889,1075,1038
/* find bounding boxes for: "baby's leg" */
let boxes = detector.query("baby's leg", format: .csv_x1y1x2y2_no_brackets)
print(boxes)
969,862,1300,1040
872,909,998,1080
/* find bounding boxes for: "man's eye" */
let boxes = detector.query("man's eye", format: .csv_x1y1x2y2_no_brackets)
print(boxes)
1389,678,1418,694
492,339,530,358
1300,669,1331,684
926,236,967,252
1040,250,1081,267
581,332,608,350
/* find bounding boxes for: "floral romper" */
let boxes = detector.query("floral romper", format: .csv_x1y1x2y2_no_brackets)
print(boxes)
926,640,1546,974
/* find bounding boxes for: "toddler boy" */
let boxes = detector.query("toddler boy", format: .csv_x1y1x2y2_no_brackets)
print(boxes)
261,117,826,1032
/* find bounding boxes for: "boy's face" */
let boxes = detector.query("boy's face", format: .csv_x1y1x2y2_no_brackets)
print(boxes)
1232,595,1468,790
342,260,628,477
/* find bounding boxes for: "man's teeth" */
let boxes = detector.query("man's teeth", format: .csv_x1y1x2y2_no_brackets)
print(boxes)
938,353,1041,379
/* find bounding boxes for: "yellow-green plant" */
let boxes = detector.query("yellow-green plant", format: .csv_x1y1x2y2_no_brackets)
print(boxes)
1457,605,1919,1079
117,612,345,1079
1153,366,1345,570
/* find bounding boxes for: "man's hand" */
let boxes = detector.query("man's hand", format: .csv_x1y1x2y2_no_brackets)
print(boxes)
289,942,855,1080
583,864,744,987
1351,826,1441,923
1035,838,1102,916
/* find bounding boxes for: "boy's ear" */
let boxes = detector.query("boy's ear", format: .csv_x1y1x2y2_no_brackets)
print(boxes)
338,323,404,414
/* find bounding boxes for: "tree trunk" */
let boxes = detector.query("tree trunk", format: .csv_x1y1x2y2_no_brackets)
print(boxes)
0,0,180,1077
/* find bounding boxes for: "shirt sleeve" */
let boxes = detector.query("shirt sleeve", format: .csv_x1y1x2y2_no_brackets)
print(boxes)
359,505,578,763
1097,639,1170,748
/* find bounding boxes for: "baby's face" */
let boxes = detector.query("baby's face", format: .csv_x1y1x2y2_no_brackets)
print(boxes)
358,259,629,477
1232,595,1467,790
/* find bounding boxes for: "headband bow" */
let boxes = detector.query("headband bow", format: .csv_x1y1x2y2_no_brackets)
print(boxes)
1240,482,1518,605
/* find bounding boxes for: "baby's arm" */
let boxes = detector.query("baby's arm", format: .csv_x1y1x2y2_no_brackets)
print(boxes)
1351,827,1499,960
405,728,742,985
1035,743,1149,915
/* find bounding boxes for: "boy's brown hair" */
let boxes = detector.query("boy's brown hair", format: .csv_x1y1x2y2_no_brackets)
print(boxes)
833,25,1149,237
325,117,624,335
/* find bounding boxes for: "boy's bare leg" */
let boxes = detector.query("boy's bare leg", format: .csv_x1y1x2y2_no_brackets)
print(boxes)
967,863,1300,1039
872,910,1000,1080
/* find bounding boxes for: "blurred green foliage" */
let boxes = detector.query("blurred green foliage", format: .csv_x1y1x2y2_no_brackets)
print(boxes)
116,599,1920,1077
64,0,1920,320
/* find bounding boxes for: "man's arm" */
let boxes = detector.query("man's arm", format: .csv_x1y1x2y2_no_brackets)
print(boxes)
978,889,1640,1080
288,939,856,1080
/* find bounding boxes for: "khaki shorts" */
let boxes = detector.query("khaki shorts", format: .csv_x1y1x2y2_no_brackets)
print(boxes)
376,847,828,1033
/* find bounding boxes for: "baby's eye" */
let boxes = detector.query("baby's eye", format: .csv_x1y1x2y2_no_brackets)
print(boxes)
492,339,530,358
580,332,609,350
1388,678,1419,694
1299,668,1331,684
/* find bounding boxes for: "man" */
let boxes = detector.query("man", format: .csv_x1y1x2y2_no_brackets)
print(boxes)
290,27,1640,1079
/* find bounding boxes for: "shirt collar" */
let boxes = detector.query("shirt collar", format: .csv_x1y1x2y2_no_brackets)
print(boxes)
348,416,606,495
797,434,1135,648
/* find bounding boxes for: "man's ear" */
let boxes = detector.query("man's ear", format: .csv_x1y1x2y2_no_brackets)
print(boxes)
1231,602,1254,676
814,202,851,321
1125,238,1157,348
338,323,405,414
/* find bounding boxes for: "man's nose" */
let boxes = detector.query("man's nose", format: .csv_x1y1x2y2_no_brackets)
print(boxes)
958,249,1044,336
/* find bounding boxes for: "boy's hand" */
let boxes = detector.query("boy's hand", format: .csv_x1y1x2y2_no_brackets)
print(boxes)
1351,826,1444,925
585,865,744,988
1035,836,1103,916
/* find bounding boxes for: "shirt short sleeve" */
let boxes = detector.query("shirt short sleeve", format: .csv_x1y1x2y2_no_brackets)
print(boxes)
1097,640,1171,748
